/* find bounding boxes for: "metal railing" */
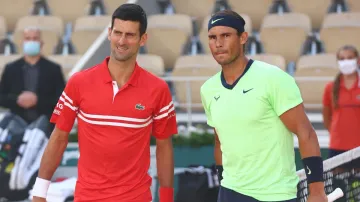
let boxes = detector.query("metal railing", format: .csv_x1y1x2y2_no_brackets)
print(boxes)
162,76,210,129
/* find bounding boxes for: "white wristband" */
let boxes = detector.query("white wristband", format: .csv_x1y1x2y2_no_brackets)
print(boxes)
32,177,51,198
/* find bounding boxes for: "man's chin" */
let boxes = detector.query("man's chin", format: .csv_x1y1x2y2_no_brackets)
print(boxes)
112,53,131,62
216,60,230,66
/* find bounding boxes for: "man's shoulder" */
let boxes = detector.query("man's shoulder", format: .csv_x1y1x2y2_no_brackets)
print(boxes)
251,60,284,74
252,60,293,83
201,71,221,93
139,66,168,88
40,57,61,68
66,65,96,86
4,57,24,69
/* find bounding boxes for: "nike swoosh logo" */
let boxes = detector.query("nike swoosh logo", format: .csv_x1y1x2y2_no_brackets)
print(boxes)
243,88,254,94
306,166,312,175
214,96,220,101
211,18,224,24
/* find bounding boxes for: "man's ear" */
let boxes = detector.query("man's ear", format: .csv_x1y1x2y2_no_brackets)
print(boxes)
107,27,112,41
240,32,248,45
140,33,148,47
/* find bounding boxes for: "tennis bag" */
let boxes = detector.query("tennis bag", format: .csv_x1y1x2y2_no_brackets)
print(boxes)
175,165,219,202
0,114,49,201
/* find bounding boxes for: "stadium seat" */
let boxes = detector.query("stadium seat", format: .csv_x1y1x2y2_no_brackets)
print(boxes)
259,13,311,63
199,14,252,54
146,14,192,70
347,0,360,11
12,16,65,56
295,77,330,110
228,0,274,31
172,67,220,112
136,54,165,77
287,0,332,30
15,16,64,36
172,55,220,111
174,54,219,69
0,54,22,77
46,0,91,24
0,16,6,39
170,0,215,25
47,55,82,79
247,54,287,71
320,12,360,54
294,53,338,77
0,0,35,32
103,0,129,15
71,15,110,54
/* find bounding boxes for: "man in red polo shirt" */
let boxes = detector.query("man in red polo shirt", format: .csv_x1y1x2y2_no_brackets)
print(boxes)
32,4,177,202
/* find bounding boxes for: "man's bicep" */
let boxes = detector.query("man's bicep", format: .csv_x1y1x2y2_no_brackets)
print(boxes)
269,72,303,116
50,75,79,133
51,126,71,140
279,103,312,136
152,84,178,139
152,105,177,139
200,89,215,127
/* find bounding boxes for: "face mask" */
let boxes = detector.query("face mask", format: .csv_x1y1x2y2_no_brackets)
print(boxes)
338,59,358,75
23,41,41,56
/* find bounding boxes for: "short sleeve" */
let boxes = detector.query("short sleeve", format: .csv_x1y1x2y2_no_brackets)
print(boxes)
50,74,80,132
152,83,178,139
268,70,303,116
322,82,333,107
200,87,215,127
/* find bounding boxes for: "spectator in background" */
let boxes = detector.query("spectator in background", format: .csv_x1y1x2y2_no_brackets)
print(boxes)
322,45,360,159
0,27,65,126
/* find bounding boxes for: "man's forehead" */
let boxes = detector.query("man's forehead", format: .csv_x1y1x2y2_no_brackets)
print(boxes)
113,19,140,30
24,30,41,37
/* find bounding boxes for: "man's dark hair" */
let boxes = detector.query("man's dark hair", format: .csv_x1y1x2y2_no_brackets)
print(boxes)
111,4,147,36
211,10,246,36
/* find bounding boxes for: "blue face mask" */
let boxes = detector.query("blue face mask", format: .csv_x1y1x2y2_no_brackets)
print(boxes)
23,41,41,56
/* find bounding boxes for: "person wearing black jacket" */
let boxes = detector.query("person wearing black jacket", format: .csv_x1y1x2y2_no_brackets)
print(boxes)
0,27,65,126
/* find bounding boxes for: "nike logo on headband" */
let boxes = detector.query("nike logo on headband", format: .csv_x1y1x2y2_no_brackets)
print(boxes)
211,18,224,24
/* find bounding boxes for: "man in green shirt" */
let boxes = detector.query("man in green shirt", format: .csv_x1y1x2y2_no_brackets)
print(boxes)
200,10,327,202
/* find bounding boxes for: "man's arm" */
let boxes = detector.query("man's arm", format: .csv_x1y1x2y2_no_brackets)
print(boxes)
32,127,69,201
156,137,174,188
214,129,222,165
214,129,223,182
152,82,178,202
279,103,327,200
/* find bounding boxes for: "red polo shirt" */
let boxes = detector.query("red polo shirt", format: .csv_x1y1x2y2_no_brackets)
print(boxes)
323,75,360,151
50,57,177,202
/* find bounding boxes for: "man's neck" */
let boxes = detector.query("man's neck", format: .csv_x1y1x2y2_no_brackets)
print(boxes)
222,55,249,85
108,56,136,87
24,55,41,65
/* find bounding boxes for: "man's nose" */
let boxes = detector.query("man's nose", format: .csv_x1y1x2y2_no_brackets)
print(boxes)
117,35,127,45
215,38,223,48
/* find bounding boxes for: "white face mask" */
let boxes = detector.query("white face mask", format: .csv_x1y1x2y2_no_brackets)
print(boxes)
338,59,358,75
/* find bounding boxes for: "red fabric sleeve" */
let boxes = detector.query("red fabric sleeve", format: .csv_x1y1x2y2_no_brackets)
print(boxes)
152,83,178,139
50,74,80,133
